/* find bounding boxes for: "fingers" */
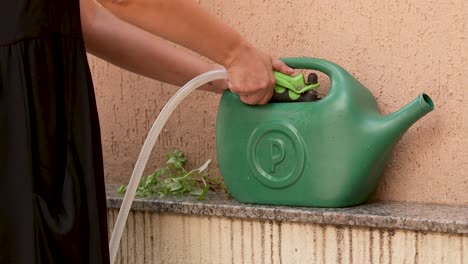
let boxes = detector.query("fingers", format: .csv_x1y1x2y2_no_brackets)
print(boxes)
229,70,275,105
225,43,291,105
272,58,294,75
258,85,274,104
239,86,273,105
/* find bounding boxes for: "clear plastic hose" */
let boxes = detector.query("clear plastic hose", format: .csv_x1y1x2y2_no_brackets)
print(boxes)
109,69,228,264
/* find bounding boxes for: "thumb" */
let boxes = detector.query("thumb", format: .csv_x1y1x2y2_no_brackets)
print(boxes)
272,58,294,75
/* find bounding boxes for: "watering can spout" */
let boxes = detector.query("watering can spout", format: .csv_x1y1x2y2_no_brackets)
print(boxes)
381,94,434,139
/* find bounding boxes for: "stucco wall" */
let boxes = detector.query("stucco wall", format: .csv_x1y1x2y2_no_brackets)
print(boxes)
90,0,467,205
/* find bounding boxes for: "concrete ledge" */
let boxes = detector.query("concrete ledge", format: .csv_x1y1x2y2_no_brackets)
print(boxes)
106,185,468,235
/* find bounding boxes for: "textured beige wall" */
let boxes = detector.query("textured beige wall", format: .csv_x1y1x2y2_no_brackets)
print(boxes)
107,209,468,264
90,0,468,205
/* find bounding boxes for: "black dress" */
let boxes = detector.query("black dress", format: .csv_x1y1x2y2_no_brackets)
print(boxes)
0,1,109,263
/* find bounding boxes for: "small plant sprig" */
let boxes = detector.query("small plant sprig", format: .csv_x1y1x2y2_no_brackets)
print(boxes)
117,150,225,200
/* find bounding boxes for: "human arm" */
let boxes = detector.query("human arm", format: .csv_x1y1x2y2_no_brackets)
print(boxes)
95,0,293,104
80,0,227,93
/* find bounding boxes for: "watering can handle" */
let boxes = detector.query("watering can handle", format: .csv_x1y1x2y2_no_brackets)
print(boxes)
280,57,352,96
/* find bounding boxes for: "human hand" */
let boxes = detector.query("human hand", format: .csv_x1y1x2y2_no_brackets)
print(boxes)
225,42,294,105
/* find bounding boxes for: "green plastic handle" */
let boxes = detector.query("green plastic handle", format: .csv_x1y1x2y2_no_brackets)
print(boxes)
280,57,354,98
274,71,319,94
273,71,320,101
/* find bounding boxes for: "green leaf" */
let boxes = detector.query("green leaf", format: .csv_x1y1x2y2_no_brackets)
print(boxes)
190,188,204,196
167,181,182,192
197,186,210,201
165,149,187,169
117,185,127,195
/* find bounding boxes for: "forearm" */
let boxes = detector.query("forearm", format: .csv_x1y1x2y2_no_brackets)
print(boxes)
80,0,227,92
96,0,246,68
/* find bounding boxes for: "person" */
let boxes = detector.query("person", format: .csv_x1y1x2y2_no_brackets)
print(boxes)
0,0,293,263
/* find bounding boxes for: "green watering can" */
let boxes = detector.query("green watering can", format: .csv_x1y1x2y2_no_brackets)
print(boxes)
216,57,434,207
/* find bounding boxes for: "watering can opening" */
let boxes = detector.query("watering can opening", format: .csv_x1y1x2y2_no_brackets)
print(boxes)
421,94,434,109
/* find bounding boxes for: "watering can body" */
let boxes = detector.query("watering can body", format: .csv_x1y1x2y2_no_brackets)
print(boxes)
216,57,434,207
